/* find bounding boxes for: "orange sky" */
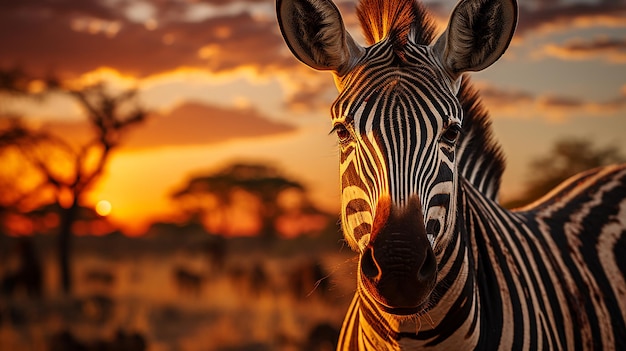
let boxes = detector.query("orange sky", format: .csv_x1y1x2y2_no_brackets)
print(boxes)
1,0,625,234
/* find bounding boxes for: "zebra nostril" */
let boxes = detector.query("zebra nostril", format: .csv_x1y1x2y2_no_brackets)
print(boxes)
426,219,440,237
361,247,380,280
418,246,437,282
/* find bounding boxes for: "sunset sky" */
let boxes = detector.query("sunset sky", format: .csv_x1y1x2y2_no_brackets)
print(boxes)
1,0,625,234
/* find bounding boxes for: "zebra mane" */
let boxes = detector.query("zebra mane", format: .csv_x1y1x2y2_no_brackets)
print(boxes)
357,0,436,47
456,77,506,201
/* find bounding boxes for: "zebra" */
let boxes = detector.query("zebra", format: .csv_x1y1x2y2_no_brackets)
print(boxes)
277,0,626,349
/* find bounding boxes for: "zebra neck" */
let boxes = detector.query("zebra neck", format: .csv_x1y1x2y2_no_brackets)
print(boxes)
442,178,525,348
337,289,402,350
396,179,517,348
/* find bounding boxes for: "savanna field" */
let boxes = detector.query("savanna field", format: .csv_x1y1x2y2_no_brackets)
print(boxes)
0,228,356,351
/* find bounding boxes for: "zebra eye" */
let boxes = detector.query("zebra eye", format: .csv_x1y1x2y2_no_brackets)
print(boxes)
442,125,461,144
333,124,351,143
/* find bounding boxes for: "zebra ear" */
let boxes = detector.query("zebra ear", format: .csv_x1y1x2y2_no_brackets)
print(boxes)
433,0,517,79
276,0,364,75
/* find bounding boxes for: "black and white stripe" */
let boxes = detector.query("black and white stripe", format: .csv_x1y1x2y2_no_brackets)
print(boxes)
276,0,626,349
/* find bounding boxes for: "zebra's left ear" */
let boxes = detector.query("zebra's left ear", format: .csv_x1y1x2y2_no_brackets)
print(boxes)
433,0,517,80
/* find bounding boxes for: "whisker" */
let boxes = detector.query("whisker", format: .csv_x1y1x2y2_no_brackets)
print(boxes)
415,316,422,334
424,312,435,328
306,256,356,298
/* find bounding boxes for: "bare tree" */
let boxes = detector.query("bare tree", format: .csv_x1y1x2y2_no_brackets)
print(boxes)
0,73,147,294
0,70,53,232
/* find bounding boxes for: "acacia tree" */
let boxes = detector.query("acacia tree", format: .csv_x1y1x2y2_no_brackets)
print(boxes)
172,163,324,240
0,74,146,293
0,69,51,232
505,138,625,208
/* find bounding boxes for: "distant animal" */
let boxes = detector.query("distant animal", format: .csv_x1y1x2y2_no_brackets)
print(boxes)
83,269,115,287
288,260,330,300
201,235,227,272
0,237,42,298
79,294,115,324
227,263,270,297
305,322,340,351
277,0,626,349
173,267,204,296
249,264,270,297
49,329,146,351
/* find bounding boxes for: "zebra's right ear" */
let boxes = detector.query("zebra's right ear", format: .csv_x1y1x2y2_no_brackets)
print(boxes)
276,0,364,75
433,0,517,80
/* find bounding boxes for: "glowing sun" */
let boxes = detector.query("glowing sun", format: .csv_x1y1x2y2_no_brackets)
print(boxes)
95,200,112,217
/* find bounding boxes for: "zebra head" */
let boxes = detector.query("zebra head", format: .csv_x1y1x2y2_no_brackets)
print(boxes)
277,0,517,315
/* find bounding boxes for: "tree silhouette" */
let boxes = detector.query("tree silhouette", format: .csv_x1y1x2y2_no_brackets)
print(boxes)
0,120,36,208
0,73,147,294
172,163,324,239
0,69,53,232
505,138,625,208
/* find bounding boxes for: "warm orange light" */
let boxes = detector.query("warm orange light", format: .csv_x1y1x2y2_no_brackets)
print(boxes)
95,200,112,217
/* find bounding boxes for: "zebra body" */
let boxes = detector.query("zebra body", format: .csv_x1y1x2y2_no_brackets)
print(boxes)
335,165,626,350
276,0,626,349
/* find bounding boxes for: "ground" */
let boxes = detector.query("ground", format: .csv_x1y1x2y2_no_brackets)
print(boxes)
0,233,356,351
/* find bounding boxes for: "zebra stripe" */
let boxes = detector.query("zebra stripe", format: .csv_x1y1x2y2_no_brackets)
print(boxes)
390,166,626,349
276,0,626,349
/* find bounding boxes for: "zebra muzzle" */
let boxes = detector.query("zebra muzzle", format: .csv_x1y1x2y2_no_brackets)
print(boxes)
359,196,437,315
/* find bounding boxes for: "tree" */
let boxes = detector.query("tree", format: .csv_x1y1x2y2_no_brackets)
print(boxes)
0,69,53,233
172,163,326,239
505,138,625,208
0,73,147,294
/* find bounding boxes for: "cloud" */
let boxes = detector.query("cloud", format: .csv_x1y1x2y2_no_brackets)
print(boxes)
516,2,626,37
420,1,626,40
3,0,624,122
476,84,535,108
0,0,118,20
475,82,626,121
282,77,335,112
126,102,296,149
2,0,624,80
534,37,626,63
41,101,296,149
0,0,293,79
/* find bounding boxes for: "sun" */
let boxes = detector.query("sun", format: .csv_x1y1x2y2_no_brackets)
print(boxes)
95,200,112,217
